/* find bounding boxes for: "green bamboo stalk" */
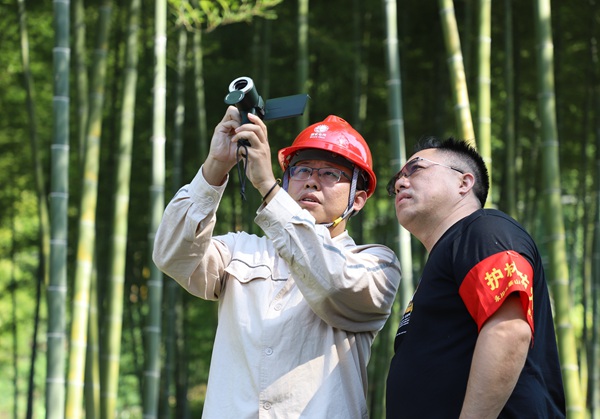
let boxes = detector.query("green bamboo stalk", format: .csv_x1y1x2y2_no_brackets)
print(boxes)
17,0,50,280
143,0,167,415
503,0,517,218
297,0,309,130
587,20,600,419
191,0,208,162
99,0,140,417
591,37,600,418
534,0,584,416
76,1,99,416
375,2,413,417
257,18,272,100
73,0,88,167
10,198,18,419
381,0,413,374
66,2,112,418
172,0,188,195
46,0,70,417
382,0,413,311
161,1,187,415
575,41,594,407
17,0,51,415
438,0,475,144
476,0,492,205
84,264,100,419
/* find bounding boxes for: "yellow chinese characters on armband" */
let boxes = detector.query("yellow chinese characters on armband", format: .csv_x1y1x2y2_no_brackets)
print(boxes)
459,250,534,334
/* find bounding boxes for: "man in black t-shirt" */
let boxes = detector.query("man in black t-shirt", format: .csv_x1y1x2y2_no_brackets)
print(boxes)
385,137,565,418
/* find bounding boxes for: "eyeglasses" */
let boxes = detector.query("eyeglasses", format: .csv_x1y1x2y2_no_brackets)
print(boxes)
289,165,352,186
386,156,464,196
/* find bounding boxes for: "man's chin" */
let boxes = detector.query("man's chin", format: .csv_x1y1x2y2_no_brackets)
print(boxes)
299,205,321,221
396,210,413,227
298,201,319,213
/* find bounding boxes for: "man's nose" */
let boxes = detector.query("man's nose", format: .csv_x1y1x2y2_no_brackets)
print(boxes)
304,170,320,188
395,175,409,192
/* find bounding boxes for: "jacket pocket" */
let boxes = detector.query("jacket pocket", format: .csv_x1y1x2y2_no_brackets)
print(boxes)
225,258,273,284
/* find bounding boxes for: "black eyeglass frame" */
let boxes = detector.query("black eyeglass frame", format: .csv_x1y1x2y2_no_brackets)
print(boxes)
289,165,353,186
386,156,464,196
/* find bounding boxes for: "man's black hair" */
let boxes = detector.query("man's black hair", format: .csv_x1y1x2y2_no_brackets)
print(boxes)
414,137,490,207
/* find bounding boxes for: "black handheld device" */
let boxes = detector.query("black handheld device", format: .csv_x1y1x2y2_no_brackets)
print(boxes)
224,76,309,200
224,76,310,145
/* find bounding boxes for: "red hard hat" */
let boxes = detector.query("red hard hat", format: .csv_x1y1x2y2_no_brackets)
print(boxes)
278,115,377,197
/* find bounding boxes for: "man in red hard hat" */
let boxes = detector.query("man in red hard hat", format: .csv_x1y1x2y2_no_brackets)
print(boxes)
153,106,401,418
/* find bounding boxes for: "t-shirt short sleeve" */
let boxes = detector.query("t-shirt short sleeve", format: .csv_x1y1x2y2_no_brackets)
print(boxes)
459,250,534,334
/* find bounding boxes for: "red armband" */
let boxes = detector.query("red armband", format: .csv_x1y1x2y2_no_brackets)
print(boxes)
459,250,534,334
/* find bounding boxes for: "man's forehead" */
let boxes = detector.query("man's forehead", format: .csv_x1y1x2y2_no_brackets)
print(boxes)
410,149,438,161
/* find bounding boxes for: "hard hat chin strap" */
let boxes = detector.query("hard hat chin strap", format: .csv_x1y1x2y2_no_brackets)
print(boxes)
282,166,360,230
282,170,290,191
324,166,359,228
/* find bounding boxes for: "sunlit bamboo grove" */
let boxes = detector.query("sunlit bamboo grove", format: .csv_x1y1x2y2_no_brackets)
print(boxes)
1,0,599,417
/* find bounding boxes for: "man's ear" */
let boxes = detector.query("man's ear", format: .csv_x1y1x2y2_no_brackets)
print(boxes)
351,190,368,213
459,172,475,195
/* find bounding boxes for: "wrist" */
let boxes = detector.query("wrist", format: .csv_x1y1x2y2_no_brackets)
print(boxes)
202,157,231,186
261,179,281,202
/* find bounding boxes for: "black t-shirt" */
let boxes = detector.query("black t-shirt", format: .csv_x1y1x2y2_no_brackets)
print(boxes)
386,209,565,418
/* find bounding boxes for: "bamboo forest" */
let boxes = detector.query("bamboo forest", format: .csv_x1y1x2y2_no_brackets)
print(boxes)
1,0,599,417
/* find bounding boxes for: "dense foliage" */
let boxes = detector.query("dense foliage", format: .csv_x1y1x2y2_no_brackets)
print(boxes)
0,0,598,417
